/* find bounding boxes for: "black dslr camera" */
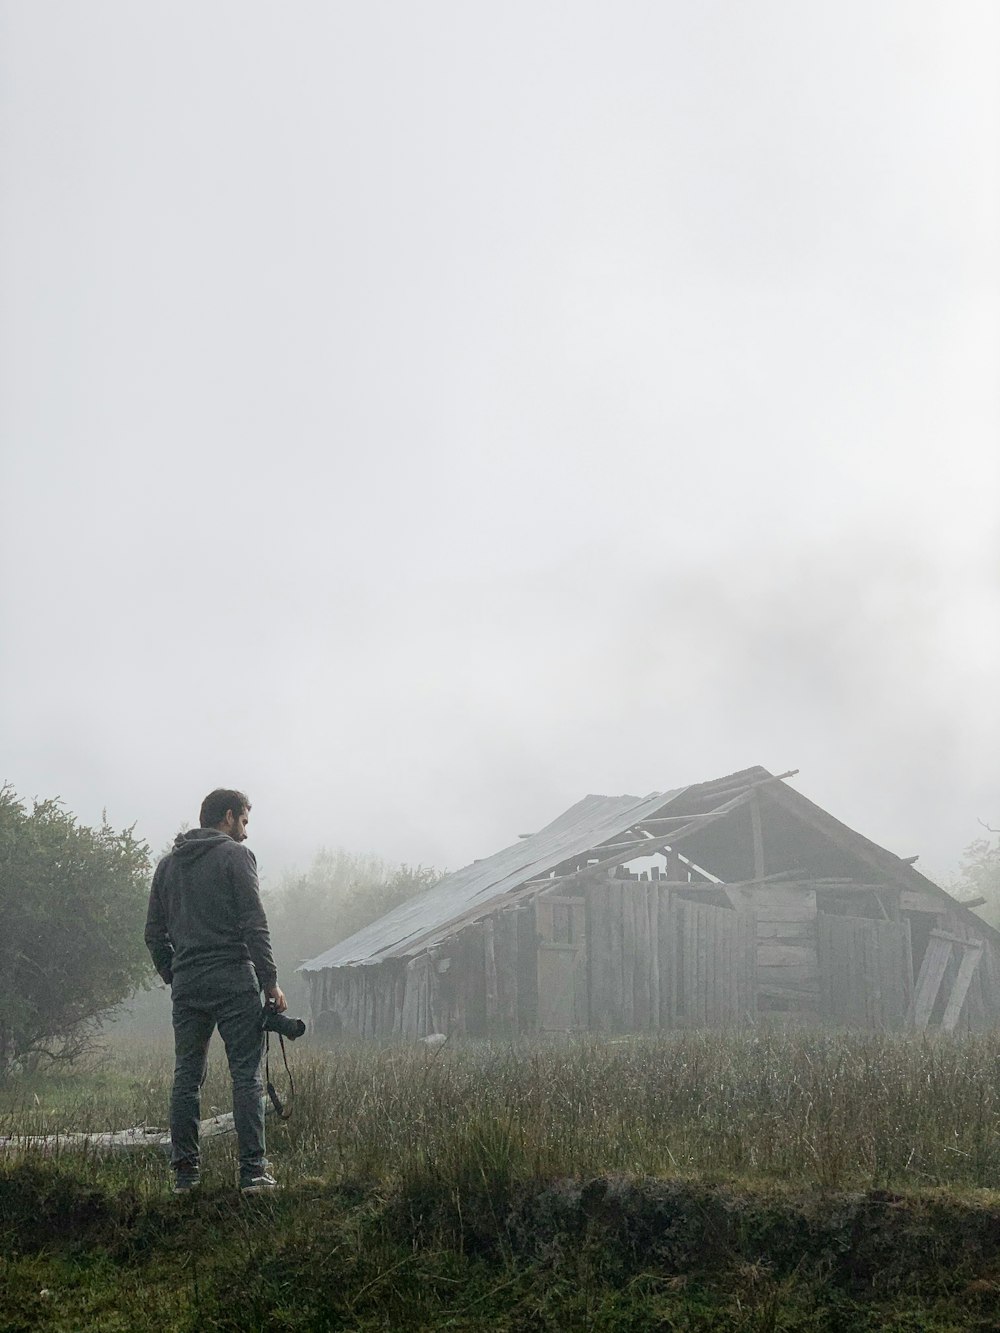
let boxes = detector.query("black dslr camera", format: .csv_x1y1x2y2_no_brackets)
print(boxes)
261,998,306,1041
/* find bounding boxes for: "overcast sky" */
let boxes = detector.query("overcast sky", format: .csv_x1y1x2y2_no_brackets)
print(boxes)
2,2,997,892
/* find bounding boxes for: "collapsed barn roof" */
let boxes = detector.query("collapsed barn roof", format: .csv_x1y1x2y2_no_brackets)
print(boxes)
299,766,991,972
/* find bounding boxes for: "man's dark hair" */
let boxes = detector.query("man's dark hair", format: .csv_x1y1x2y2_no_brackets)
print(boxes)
199,788,251,828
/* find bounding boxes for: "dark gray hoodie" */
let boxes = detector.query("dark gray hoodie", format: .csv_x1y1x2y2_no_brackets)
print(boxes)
144,828,277,995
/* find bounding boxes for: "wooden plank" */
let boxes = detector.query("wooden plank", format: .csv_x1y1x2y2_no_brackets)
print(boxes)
572,900,589,1029
941,942,984,1032
683,902,695,1023
750,791,765,879
752,904,818,924
902,916,914,1024
910,935,954,1029
535,898,553,942
723,908,738,1020
758,983,821,1001
622,884,636,1029
848,918,863,1025
756,920,815,939
463,923,487,1037
756,944,817,969
515,906,538,1033
696,904,708,1025
818,914,833,1018
751,884,817,914
634,887,651,1030
929,928,978,947
951,918,985,1029
900,890,946,913
629,813,735,827
586,879,609,1031
537,946,575,1031
401,961,416,1037
717,907,728,1025
678,901,690,1021
483,918,499,1029
724,911,736,1023
648,882,660,1029
496,910,519,1033
737,910,754,1020
421,962,431,1036
863,921,879,1027
609,879,625,1031
659,887,674,1027
885,919,910,1028
757,964,820,987
367,973,377,1038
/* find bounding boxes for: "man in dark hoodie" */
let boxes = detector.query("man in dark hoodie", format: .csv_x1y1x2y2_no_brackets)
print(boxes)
145,788,286,1194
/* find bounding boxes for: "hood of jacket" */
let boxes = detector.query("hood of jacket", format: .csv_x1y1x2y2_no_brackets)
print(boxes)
171,828,236,863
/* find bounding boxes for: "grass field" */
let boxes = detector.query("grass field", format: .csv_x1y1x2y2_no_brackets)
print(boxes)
4,1029,1000,1330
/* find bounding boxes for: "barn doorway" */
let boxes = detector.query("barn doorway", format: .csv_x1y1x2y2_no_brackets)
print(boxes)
535,895,588,1031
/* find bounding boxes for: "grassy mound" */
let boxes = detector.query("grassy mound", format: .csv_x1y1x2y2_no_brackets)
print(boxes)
4,1161,1000,1330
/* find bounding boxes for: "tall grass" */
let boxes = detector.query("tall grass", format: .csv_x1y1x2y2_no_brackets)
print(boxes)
4,1028,1000,1193
6,1033,1000,1330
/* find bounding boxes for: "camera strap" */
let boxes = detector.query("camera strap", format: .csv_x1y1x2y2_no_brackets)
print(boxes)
264,1030,295,1120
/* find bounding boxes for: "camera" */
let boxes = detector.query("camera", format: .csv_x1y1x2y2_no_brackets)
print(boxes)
262,999,306,1041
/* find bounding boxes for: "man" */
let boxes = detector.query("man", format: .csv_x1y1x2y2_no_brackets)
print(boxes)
145,788,286,1194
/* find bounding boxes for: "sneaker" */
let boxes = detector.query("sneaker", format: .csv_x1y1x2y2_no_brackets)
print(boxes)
240,1171,279,1195
173,1174,200,1194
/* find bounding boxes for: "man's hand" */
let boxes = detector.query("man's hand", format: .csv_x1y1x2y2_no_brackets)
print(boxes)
265,984,287,1014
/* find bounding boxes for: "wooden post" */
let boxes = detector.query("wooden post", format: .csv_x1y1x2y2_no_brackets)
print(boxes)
622,884,637,1029
750,791,765,881
658,886,674,1027
909,933,953,1030
609,878,625,1030
587,878,609,1031
941,941,984,1032
483,918,499,1031
648,882,660,1028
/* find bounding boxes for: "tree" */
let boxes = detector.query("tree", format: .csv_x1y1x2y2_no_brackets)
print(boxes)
951,823,1000,930
0,786,152,1072
265,850,440,1012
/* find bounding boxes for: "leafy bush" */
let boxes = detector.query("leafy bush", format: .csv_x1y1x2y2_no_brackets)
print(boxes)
951,824,1000,927
0,786,152,1071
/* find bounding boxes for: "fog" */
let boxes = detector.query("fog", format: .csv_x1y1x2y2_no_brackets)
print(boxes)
2,2,997,891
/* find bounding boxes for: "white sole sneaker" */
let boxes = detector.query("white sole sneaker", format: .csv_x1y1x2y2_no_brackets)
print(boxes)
240,1174,279,1194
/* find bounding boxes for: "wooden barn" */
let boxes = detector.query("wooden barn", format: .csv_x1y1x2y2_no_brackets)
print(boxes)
299,767,1000,1038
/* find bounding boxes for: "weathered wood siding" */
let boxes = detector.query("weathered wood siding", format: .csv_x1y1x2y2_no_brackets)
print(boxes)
673,899,758,1027
587,877,756,1030
306,878,1000,1040
746,884,820,1011
535,895,588,1031
817,913,912,1029
309,961,414,1039
936,907,1000,1031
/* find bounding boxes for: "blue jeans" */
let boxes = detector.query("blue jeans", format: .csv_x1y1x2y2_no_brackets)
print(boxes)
170,968,266,1181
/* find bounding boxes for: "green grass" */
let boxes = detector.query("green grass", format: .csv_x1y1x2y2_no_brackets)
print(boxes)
4,1030,1000,1329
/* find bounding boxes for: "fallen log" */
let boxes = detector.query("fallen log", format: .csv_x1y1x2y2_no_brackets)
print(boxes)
0,1111,239,1156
